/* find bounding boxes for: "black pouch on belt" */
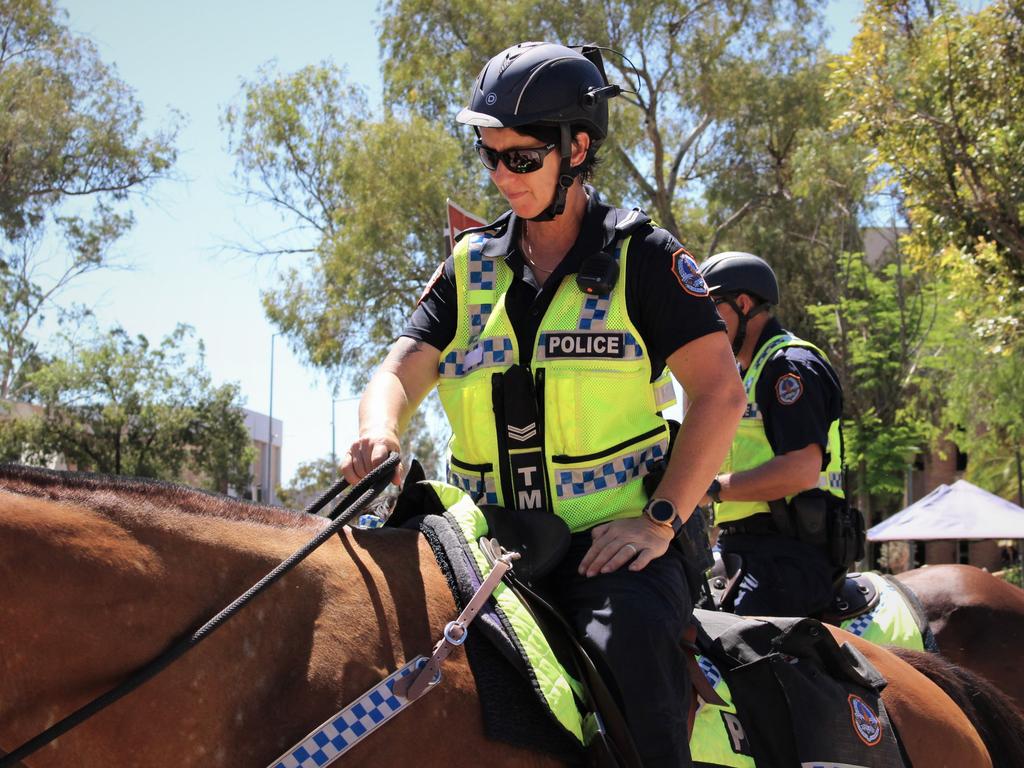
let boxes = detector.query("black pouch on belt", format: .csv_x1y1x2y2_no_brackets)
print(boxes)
791,492,829,548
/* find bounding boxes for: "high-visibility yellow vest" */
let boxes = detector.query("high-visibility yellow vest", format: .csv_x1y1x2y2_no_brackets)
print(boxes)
436,223,676,533
716,332,844,524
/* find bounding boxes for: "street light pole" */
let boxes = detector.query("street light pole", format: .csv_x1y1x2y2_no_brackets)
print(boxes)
266,332,280,505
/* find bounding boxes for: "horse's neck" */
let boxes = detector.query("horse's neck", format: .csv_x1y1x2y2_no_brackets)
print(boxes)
0,489,448,726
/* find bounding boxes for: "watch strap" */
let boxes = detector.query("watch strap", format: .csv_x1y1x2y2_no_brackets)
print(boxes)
708,478,723,505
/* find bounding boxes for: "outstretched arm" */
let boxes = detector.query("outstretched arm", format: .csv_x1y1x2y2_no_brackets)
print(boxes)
340,336,441,485
711,443,823,503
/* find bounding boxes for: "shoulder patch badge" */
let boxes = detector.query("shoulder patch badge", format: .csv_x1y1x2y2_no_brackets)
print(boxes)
671,247,709,297
417,261,445,306
775,373,803,405
848,694,883,746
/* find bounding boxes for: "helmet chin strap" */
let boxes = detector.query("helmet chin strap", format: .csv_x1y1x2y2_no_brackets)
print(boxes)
528,124,580,222
722,296,770,357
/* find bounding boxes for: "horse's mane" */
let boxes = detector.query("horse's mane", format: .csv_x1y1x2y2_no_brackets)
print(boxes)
0,462,326,531
890,647,1024,767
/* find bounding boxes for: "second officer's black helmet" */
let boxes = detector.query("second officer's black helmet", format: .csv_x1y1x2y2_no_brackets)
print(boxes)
456,42,614,150
698,251,780,306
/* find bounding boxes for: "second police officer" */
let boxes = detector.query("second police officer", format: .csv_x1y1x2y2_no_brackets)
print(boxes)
698,252,864,618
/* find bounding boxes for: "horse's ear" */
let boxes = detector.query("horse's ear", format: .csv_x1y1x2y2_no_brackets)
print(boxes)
386,459,442,528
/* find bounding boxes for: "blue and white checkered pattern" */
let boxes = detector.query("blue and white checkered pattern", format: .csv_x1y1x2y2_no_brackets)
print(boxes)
438,337,514,378
696,655,723,690
467,303,493,338
620,332,644,360
467,236,495,290
555,441,666,498
578,295,610,330
271,658,424,768
576,242,624,331
844,585,885,638
355,514,385,529
447,467,499,505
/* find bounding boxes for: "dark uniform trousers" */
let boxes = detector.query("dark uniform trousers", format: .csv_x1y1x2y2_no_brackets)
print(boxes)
720,531,834,618
544,532,694,768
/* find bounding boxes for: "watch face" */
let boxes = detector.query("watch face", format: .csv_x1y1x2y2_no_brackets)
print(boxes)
647,498,675,524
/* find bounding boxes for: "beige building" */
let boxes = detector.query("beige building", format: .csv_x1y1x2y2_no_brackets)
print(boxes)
243,408,283,504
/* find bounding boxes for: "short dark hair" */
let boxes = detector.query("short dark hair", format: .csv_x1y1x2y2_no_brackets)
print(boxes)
517,124,601,183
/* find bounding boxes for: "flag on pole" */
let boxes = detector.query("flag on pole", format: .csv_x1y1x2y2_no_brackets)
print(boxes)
445,198,488,255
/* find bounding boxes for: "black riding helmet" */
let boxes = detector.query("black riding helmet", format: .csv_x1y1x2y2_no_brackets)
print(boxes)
699,251,780,355
456,41,621,221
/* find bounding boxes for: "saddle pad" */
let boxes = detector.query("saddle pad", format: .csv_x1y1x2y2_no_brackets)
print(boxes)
415,497,584,763
839,571,925,650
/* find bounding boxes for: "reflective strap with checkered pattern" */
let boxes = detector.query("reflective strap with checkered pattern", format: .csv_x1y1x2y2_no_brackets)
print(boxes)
447,466,499,505
268,656,427,768
553,440,667,499
438,335,514,377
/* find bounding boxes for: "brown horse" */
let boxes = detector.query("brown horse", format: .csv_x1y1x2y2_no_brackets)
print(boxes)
0,465,1018,767
895,564,1024,713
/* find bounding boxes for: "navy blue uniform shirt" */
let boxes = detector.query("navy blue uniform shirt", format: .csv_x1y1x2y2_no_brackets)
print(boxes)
748,317,843,467
404,188,725,380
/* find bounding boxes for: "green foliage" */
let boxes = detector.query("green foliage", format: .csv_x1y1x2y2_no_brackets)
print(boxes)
277,456,340,512
0,0,178,398
832,1,1024,497
807,251,943,508
702,65,874,337
1001,565,1023,589
936,241,1024,498
834,0,1024,283
0,325,253,491
224,64,485,386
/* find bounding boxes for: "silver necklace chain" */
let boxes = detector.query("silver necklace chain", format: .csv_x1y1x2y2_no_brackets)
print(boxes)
522,222,556,274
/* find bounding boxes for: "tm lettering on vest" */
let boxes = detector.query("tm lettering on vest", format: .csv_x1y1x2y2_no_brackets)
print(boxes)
544,332,625,359
510,451,548,511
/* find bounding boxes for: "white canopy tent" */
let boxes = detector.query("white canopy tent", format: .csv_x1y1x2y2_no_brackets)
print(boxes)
868,479,1024,541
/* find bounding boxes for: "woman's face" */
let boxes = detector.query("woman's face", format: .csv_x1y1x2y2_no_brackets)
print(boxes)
477,127,589,219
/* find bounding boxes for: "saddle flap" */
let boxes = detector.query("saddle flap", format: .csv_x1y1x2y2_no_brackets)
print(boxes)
477,505,570,585
819,572,879,625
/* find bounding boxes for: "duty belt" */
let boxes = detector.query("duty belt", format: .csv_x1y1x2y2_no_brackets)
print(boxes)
719,513,779,536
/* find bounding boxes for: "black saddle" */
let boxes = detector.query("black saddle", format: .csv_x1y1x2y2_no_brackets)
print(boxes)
818,572,880,625
477,504,570,586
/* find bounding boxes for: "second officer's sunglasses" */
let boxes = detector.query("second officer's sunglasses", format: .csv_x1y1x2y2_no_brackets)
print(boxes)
474,140,557,174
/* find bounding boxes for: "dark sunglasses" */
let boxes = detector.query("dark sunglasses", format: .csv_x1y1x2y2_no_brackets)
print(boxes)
474,140,557,174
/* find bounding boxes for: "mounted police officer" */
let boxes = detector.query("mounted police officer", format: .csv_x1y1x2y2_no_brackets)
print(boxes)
698,252,863,618
342,41,745,767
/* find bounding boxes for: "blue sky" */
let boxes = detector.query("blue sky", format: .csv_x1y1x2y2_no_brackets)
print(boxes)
57,1,861,486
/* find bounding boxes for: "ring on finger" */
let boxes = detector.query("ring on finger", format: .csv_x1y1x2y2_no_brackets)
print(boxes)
623,542,638,555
